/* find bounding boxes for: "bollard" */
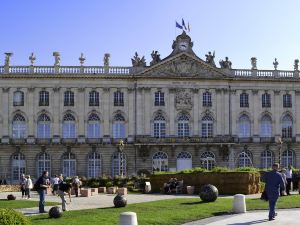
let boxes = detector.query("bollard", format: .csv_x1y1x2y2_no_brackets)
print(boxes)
233,194,246,213
120,212,138,225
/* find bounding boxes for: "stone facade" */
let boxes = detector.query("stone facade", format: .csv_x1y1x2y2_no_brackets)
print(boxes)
1,31,300,183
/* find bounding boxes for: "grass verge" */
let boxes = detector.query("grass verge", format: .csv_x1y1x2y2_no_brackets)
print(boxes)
0,199,58,209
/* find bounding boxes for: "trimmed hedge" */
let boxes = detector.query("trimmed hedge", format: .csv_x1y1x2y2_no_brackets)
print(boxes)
0,208,31,225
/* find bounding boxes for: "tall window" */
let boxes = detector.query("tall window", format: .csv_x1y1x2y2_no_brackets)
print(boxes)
12,152,26,183
177,114,190,137
203,91,212,107
261,150,273,169
89,91,99,106
239,115,251,138
282,150,294,168
200,151,215,170
37,152,51,177
240,93,249,107
12,114,27,138
64,91,74,106
283,94,292,108
62,114,76,138
13,91,24,106
238,151,252,167
62,152,76,177
260,115,272,137
114,91,124,106
201,115,213,138
112,114,125,138
262,93,271,108
152,151,168,172
153,115,166,138
39,91,49,106
282,115,293,138
176,152,192,171
88,151,101,178
112,152,126,177
87,114,101,138
154,91,165,106
37,114,51,138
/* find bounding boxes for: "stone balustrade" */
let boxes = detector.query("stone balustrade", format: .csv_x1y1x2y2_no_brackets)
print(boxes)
232,69,299,79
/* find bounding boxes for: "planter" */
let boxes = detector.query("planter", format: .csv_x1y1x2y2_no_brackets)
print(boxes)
186,186,194,195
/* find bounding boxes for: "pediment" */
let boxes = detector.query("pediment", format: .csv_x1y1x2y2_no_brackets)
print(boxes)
135,52,229,78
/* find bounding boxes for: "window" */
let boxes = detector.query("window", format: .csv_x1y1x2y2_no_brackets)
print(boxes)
239,115,251,138
177,114,190,137
154,91,165,106
260,115,272,137
203,91,212,107
282,115,293,138
201,115,213,138
112,151,126,177
37,152,51,177
200,151,215,170
39,91,49,106
114,91,124,106
238,151,252,167
262,93,271,108
12,114,27,138
240,93,249,107
37,114,51,138
89,91,99,106
62,114,76,138
88,151,101,178
13,91,24,106
112,114,125,138
282,150,294,168
283,94,292,108
12,152,26,183
64,91,74,106
153,114,166,138
261,150,273,169
62,152,76,177
176,152,192,171
87,114,101,138
152,151,168,172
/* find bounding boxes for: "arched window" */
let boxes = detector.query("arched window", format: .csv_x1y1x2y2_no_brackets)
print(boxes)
176,152,192,171
152,151,168,172
87,114,101,138
62,152,76,177
282,150,294,168
63,114,76,138
37,152,51,177
12,114,27,138
202,115,213,138
37,114,51,138
111,152,126,177
153,114,166,138
239,115,251,138
203,91,212,107
112,114,125,138
11,152,25,183
261,150,273,169
260,115,272,137
177,114,190,137
200,151,215,170
238,151,253,167
282,115,293,138
13,91,24,106
88,151,101,178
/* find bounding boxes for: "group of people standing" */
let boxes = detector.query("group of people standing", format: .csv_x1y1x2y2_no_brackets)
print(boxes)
19,174,33,199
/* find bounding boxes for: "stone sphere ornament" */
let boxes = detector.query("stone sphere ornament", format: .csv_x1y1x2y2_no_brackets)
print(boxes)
7,194,16,200
113,194,127,208
199,184,219,202
49,206,63,218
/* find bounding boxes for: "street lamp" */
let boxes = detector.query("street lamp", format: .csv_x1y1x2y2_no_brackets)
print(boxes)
278,137,283,166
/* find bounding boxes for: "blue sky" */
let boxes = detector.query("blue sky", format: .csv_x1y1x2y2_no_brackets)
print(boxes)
0,0,299,70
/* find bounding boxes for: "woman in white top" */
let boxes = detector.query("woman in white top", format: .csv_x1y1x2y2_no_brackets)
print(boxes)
25,175,33,199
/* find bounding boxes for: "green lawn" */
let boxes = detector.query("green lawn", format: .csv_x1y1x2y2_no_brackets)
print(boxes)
29,195,300,225
0,199,58,209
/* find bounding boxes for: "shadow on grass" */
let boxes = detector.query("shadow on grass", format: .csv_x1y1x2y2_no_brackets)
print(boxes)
180,201,210,205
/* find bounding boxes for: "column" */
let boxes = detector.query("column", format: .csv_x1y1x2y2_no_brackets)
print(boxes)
192,88,199,136
252,90,259,142
27,87,35,137
1,88,9,137
295,91,300,142
77,87,85,137
168,88,175,136
144,88,151,136
127,87,135,137
273,90,281,141
52,87,61,137
136,87,143,135
102,88,110,137
215,88,222,136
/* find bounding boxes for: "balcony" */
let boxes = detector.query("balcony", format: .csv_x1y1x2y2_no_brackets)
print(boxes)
36,138,51,145
61,138,77,144
260,137,275,143
11,138,26,145
86,138,102,144
238,137,252,143
135,136,235,144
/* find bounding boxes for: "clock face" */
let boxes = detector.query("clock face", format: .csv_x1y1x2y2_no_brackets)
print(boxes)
179,42,188,51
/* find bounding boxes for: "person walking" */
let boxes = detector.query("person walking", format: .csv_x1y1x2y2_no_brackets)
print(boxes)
51,175,60,195
57,175,72,211
25,175,33,199
285,165,293,195
72,176,81,197
20,174,27,199
35,170,50,213
280,168,287,196
263,163,285,221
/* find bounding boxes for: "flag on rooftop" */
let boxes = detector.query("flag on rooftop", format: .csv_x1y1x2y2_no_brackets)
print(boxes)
176,21,183,29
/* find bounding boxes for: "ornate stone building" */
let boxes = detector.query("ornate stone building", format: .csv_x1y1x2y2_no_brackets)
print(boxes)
1,31,299,183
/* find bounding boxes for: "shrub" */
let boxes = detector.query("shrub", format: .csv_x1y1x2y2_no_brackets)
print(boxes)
0,208,31,225
106,181,113,188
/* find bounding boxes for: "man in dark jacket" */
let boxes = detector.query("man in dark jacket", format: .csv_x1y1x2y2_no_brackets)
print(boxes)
35,170,50,213
263,163,285,221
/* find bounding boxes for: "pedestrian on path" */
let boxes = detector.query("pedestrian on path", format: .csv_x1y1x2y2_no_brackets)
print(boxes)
25,175,33,199
72,176,81,197
51,175,60,195
285,165,293,195
20,174,27,199
35,170,50,213
57,175,72,211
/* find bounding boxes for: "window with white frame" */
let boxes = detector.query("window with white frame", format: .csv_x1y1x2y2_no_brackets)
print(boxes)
114,91,124,106
282,115,293,138
13,91,24,106
152,151,168,172
283,94,292,108
87,114,101,138
39,91,49,106
282,150,294,168
12,152,26,182
112,114,125,138
88,151,101,178
37,152,51,177
112,151,126,177
154,91,165,106
201,115,213,138
177,114,190,137
262,93,271,108
12,114,27,138
37,114,51,138
260,115,272,137
153,114,166,138
239,115,251,138
261,150,273,169
200,151,215,170
238,151,253,167
89,91,99,106
62,152,76,177
176,151,192,171
64,91,74,106
203,91,212,107
240,93,249,107
62,114,76,138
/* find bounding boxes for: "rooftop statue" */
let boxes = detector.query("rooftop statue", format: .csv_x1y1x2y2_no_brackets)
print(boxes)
294,59,299,71
104,53,110,67
273,58,279,70
251,57,257,70
150,50,161,66
4,52,13,66
131,52,146,67
53,52,61,66
205,51,216,66
219,57,232,69
79,53,86,66
29,52,36,66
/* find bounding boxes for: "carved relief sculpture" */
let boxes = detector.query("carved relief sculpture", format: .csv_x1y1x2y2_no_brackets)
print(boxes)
131,52,146,67
175,88,193,110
